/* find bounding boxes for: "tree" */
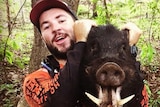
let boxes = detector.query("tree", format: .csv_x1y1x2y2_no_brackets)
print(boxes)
17,0,80,106
28,0,49,72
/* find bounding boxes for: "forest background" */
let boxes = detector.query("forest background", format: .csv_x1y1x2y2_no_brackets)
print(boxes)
0,0,159,107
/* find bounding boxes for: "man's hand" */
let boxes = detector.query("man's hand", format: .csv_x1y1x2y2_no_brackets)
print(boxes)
121,22,142,46
74,19,97,42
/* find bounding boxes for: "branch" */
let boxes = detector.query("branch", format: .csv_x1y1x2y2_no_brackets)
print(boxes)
3,0,27,61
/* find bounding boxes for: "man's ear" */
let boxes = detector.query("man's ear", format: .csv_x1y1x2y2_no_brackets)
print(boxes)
121,28,130,43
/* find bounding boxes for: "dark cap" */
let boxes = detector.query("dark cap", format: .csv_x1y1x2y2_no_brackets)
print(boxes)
30,0,78,29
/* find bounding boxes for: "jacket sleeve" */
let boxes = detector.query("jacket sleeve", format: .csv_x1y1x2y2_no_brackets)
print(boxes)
23,42,86,107
52,42,86,106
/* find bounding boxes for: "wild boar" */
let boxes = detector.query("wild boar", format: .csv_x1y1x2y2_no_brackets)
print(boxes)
79,24,148,107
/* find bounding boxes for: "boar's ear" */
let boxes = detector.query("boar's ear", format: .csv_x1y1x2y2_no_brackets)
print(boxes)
121,29,130,43
121,29,138,57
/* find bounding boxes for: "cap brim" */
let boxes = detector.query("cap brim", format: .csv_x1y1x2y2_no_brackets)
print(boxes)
30,0,77,29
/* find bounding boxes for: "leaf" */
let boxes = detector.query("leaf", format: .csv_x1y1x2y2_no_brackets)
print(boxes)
147,44,154,62
5,50,14,64
140,43,155,66
157,91,160,95
12,41,19,50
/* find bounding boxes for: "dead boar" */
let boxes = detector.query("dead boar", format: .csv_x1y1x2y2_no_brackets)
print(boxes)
80,24,147,107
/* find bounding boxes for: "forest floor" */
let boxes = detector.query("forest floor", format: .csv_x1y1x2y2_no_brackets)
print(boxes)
0,61,26,107
0,61,160,107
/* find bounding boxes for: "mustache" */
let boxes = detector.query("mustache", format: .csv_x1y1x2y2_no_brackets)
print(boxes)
51,32,67,43
46,40,75,60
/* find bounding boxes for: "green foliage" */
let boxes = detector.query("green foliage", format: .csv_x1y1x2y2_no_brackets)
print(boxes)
140,43,155,66
0,83,17,107
0,0,32,68
144,80,160,107
0,31,31,68
144,82,151,97
149,91,160,107
95,4,107,24
0,25,2,33
77,5,90,18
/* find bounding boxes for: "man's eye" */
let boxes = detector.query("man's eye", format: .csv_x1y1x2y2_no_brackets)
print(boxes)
59,20,66,23
44,26,49,30
43,25,50,30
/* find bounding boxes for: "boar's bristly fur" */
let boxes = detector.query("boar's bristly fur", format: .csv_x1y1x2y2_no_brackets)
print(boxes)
79,24,146,107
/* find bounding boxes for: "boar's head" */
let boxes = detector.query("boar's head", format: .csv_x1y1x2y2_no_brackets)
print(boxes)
81,24,144,107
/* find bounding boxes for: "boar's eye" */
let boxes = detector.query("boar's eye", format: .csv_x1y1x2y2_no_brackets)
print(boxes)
85,66,92,74
89,42,99,56
91,44,98,52
119,44,127,59
121,44,126,51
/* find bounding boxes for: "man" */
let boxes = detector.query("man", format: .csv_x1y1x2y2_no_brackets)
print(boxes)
23,0,143,107
23,0,96,107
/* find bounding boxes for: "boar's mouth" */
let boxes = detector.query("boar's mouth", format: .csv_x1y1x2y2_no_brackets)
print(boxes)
85,87,135,107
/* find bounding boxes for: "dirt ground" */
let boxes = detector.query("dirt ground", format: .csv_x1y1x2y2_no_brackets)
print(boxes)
142,66,160,100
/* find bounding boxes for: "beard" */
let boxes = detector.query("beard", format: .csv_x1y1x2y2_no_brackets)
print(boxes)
46,40,75,60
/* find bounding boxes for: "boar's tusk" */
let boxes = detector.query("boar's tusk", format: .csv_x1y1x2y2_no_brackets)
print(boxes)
118,94,135,106
85,92,102,106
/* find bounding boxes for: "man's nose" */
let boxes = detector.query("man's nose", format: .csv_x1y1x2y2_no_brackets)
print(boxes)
51,22,61,32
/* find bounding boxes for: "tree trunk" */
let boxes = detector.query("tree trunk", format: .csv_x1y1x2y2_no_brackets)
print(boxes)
17,0,80,106
64,0,80,13
28,0,50,72
28,27,49,72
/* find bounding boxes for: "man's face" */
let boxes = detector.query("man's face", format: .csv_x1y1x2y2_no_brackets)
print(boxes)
39,8,75,59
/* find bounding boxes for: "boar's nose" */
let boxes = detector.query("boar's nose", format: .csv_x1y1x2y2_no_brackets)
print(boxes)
96,62,125,87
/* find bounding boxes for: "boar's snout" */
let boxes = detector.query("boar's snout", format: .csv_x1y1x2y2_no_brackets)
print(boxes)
96,62,125,87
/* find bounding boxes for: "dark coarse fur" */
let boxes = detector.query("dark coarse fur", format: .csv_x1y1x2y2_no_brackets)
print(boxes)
79,24,144,107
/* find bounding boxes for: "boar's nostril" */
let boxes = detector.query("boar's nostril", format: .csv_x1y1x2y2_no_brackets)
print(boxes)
96,62,125,87
114,70,121,76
